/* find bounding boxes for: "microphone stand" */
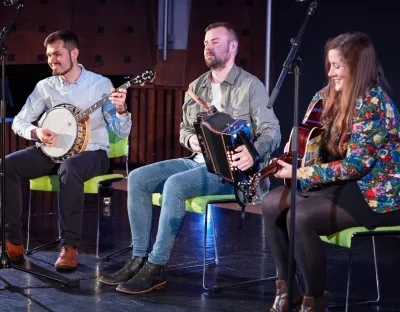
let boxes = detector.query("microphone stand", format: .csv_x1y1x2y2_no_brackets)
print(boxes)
0,2,78,287
266,2,318,311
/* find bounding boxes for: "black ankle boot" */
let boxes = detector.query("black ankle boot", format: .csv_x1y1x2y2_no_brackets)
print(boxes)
99,256,147,286
116,261,166,294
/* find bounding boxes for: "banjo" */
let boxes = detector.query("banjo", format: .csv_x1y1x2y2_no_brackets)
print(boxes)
38,69,155,163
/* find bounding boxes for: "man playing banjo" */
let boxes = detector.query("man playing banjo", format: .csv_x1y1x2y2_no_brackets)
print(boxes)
2,29,131,271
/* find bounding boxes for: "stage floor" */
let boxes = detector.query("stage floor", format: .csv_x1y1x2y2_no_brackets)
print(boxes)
1,187,400,312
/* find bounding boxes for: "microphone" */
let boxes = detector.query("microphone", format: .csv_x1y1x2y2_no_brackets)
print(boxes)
3,0,24,6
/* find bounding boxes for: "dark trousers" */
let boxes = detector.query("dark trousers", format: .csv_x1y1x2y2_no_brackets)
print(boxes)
2,146,109,247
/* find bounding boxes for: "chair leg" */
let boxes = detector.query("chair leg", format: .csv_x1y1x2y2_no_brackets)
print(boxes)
25,190,60,256
165,204,217,272
96,187,133,262
329,235,381,310
96,191,101,260
371,236,381,303
345,246,353,312
26,189,33,253
202,204,209,290
202,203,276,291
210,205,219,265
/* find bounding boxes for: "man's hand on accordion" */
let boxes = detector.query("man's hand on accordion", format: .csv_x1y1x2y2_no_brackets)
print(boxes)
230,145,254,171
189,135,202,153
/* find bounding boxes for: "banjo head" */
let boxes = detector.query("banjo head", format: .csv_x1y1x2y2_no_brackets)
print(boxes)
39,105,79,158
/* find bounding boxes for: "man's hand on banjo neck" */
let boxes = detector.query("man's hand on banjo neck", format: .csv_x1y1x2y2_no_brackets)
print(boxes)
109,88,128,116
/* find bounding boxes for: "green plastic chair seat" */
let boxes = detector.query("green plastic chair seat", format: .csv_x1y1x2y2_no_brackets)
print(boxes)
320,225,400,248
30,173,124,194
152,193,236,214
29,130,128,194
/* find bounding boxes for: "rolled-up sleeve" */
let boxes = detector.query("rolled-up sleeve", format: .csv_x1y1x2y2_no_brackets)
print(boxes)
179,83,197,150
101,79,132,139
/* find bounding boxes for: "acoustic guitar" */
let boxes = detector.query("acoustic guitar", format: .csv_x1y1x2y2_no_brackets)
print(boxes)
240,99,326,202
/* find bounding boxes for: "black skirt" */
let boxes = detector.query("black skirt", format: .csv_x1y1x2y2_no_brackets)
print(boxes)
298,180,400,230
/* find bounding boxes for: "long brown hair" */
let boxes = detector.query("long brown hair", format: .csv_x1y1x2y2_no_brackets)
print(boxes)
320,32,389,156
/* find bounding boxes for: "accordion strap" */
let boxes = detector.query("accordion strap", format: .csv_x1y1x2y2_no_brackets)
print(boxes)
186,89,213,113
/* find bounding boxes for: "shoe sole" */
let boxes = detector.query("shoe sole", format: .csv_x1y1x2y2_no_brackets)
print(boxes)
98,279,122,286
55,266,77,272
116,281,167,294
10,255,24,262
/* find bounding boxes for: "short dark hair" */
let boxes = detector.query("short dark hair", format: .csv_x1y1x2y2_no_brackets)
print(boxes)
43,29,80,51
205,22,239,43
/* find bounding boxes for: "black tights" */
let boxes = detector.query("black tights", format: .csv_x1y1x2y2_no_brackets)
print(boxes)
262,185,360,297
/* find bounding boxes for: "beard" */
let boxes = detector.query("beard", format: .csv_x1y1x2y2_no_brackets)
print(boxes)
52,53,73,76
205,46,231,70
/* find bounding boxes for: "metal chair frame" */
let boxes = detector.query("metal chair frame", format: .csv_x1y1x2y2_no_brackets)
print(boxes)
328,230,400,312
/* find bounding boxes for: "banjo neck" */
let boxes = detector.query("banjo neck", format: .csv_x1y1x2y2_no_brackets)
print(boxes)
74,69,155,122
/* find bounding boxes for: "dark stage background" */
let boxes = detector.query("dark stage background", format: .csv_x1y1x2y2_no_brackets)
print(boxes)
271,0,400,156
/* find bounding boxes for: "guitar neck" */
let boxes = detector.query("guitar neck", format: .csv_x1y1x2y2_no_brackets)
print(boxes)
257,153,292,181
75,81,132,122
257,160,279,182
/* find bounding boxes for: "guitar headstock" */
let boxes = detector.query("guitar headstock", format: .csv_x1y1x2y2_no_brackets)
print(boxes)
129,70,156,86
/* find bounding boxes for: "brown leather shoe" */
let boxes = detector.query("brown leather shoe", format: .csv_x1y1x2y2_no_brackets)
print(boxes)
270,280,303,312
299,293,329,312
55,245,78,271
2,240,24,262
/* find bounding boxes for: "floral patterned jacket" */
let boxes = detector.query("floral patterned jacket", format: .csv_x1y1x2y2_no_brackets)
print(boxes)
298,86,400,213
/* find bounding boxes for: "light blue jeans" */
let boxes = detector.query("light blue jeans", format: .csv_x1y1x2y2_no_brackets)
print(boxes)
127,158,234,265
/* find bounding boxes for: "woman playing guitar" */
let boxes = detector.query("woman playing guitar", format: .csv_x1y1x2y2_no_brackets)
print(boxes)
262,32,400,312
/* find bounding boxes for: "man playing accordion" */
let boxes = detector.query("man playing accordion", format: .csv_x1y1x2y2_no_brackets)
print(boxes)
99,22,281,294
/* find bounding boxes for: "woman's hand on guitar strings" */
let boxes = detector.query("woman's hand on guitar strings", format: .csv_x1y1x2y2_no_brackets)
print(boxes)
231,145,254,171
36,128,56,147
109,88,127,114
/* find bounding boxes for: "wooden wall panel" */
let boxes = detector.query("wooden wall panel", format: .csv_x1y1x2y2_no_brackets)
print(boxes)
165,88,173,160
138,88,147,164
146,88,156,164
155,88,166,162
154,49,187,87
129,88,140,163
71,0,156,75
0,0,157,75
122,86,187,166
184,0,267,86
0,0,270,168
3,0,74,64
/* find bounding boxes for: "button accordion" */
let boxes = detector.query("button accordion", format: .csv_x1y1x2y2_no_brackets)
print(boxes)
193,109,260,185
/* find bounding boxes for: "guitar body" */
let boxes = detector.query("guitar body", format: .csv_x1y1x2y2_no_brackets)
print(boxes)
245,99,326,200
284,123,325,185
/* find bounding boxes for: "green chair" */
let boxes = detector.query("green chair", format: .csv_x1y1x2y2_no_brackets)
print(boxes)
104,193,275,291
25,130,129,259
320,226,400,312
